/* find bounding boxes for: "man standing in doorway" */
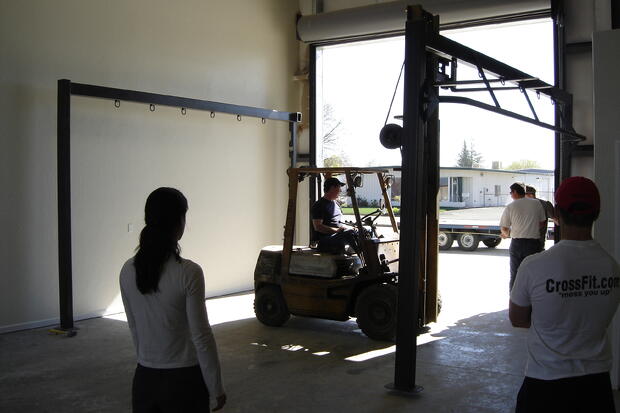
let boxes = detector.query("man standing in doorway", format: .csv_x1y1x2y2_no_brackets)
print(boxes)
525,185,555,250
500,182,547,291
509,177,620,413
311,177,360,255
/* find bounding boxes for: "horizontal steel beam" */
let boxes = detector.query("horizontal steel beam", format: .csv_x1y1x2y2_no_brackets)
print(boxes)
436,77,537,87
438,96,585,141
69,81,302,123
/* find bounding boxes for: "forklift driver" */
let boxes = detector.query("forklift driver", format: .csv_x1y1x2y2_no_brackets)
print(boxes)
311,177,361,256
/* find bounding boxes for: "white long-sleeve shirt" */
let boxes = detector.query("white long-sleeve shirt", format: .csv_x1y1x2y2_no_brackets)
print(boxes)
119,256,224,397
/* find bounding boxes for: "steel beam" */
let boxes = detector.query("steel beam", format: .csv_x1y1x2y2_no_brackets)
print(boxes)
70,82,301,123
438,96,584,141
57,79,300,334
57,79,74,331
391,6,429,393
427,34,572,104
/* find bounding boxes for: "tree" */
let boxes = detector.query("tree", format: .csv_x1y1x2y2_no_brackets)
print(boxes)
455,140,483,168
322,103,342,150
323,154,346,167
505,159,541,170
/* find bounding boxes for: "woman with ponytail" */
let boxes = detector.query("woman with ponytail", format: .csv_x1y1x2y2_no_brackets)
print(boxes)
120,187,226,412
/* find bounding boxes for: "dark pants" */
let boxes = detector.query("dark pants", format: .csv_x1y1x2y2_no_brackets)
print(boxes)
317,229,360,255
516,372,616,413
132,364,209,413
509,238,543,291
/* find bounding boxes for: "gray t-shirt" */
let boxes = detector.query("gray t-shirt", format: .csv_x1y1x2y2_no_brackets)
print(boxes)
120,256,224,397
511,240,620,380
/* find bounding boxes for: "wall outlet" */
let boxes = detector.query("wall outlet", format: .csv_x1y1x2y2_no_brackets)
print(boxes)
128,223,133,233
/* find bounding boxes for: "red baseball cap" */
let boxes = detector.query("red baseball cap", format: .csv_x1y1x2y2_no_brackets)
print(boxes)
555,176,600,214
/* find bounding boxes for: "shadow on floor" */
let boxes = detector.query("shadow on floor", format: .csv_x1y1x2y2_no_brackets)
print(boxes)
440,246,509,257
1,308,618,413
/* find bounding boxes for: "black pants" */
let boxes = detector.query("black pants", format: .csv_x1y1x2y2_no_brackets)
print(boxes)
516,372,616,413
317,229,360,255
132,364,209,413
509,238,543,291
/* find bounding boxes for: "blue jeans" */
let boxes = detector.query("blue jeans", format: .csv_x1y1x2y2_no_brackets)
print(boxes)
316,229,360,255
509,238,543,291
516,372,615,413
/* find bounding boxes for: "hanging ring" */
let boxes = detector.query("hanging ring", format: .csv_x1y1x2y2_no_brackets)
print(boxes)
149,104,155,112
181,107,187,115
114,99,120,108
536,91,541,100
499,77,505,86
261,118,266,124
210,111,215,118
237,115,242,121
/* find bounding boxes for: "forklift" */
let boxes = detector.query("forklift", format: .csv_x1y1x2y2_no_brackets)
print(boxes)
253,167,402,340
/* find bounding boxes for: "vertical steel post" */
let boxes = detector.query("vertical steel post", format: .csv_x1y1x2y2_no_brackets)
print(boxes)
552,0,565,242
392,6,427,393
424,50,441,324
57,79,74,330
309,45,318,233
290,121,298,168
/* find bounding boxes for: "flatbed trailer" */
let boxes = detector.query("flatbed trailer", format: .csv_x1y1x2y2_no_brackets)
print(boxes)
438,207,554,252
438,222,502,251
348,207,552,252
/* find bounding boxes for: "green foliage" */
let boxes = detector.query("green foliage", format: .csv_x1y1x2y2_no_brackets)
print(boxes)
455,140,483,168
323,155,345,167
357,197,369,207
505,159,541,170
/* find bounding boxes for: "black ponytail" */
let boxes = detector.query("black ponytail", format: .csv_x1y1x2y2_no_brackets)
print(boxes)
134,187,188,294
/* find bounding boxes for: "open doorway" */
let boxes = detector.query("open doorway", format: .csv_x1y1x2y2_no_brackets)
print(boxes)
313,18,555,328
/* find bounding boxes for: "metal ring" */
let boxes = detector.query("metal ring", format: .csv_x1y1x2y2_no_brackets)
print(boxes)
261,118,266,124
210,112,215,118
237,115,242,121
114,99,120,108
181,107,187,115
149,104,155,112
499,77,505,86
536,91,541,100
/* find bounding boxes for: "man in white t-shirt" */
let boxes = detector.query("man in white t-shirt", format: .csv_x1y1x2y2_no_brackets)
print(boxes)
500,182,547,291
525,185,556,251
510,177,620,413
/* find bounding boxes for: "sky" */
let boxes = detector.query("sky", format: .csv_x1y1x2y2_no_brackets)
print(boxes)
316,18,555,170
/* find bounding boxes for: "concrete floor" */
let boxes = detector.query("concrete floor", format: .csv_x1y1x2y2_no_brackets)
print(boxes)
2,241,619,412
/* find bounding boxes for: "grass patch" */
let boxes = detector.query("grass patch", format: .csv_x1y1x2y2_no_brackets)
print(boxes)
341,207,445,216
341,207,379,215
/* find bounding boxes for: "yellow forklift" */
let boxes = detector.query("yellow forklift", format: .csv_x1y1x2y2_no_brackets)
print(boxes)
253,167,404,340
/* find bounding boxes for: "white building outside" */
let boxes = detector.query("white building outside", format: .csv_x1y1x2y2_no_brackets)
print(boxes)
352,167,554,209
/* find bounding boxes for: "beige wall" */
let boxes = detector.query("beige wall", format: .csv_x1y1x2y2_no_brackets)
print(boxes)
0,0,300,332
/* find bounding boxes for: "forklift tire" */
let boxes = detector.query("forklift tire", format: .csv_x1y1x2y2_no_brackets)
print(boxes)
438,231,453,250
457,233,479,251
355,284,397,341
482,238,501,248
254,285,290,327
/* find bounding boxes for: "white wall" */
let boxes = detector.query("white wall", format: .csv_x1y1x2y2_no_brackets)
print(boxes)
593,29,620,388
0,0,300,332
